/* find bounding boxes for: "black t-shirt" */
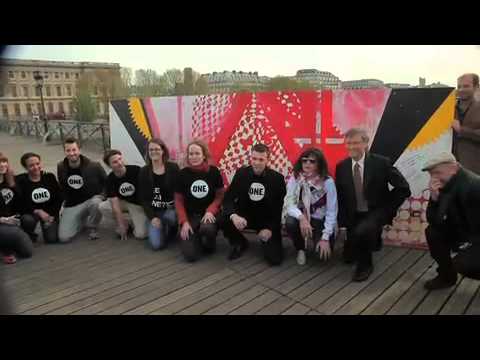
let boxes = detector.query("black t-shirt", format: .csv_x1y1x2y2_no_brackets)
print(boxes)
176,166,224,215
16,172,62,216
0,182,19,217
151,173,175,210
64,166,89,207
106,165,141,205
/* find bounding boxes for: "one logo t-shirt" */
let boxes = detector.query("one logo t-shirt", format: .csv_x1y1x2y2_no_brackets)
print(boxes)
67,174,84,190
1,188,14,205
248,182,266,201
31,187,51,204
190,180,209,199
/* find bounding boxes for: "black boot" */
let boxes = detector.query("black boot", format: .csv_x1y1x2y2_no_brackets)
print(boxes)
424,272,457,290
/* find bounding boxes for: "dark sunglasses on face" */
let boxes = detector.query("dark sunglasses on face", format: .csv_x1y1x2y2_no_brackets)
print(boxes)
302,158,316,164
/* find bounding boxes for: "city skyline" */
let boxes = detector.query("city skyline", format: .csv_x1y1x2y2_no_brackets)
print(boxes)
4,45,480,87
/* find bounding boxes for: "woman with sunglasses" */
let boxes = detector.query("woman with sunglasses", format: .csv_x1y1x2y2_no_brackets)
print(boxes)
138,138,180,251
284,148,338,265
0,153,33,264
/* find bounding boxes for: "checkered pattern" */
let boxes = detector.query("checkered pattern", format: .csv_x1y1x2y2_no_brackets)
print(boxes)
275,91,303,122
191,93,233,143
218,93,293,183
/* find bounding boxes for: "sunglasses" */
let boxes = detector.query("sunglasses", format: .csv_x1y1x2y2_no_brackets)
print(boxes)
301,158,316,164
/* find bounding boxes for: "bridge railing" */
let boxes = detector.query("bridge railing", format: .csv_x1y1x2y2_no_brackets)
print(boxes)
0,117,110,152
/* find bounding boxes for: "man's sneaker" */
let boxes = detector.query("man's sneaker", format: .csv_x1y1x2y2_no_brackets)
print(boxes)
424,274,457,290
88,230,99,241
296,250,306,265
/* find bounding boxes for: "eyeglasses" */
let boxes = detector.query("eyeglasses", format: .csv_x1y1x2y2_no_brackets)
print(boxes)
301,158,316,164
149,148,163,152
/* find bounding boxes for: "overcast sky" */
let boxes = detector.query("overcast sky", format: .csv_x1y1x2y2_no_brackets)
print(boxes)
4,45,480,87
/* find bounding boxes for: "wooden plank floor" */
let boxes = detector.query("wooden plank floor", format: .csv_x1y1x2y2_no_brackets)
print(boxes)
1,133,479,315
2,230,480,315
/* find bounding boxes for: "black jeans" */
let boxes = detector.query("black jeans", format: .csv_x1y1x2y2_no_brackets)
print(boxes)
179,213,219,263
344,211,383,268
21,214,59,244
0,223,33,258
222,214,283,266
426,224,480,280
285,216,335,251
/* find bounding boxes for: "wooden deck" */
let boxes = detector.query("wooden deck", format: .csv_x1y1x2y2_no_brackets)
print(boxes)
3,230,480,315
1,133,480,315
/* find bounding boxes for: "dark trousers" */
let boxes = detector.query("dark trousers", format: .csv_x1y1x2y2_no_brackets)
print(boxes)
344,211,383,268
180,213,219,263
426,224,480,280
222,214,283,266
21,214,59,244
285,216,335,251
0,223,33,258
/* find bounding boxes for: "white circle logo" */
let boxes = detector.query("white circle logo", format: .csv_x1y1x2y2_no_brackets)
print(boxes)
119,182,135,197
32,188,51,204
249,182,265,201
190,180,209,199
67,175,84,189
1,188,14,205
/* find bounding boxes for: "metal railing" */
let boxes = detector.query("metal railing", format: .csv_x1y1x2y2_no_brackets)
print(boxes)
0,117,110,152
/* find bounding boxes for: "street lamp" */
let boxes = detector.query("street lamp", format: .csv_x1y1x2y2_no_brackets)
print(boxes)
33,71,48,133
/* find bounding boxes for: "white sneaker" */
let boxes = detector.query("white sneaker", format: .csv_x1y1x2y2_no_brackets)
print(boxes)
296,250,306,265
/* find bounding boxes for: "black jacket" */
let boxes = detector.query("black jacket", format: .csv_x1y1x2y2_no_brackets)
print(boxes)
138,162,180,219
223,166,286,231
335,152,411,228
57,155,107,202
426,167,480,244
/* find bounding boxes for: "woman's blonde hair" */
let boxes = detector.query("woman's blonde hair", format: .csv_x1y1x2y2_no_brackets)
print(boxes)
0,153,15,188
186,139,210,166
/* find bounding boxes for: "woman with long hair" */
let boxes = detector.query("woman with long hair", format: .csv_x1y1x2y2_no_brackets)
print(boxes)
284,148,338,265
175,140,225,262
16,152,62,244
0,153,33,264
138,138,180,251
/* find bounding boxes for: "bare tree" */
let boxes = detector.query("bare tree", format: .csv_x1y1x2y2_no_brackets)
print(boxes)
163,69,183,95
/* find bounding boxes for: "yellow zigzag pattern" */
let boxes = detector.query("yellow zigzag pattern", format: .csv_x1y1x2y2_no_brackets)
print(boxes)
407,91,456,150
128,97,152,140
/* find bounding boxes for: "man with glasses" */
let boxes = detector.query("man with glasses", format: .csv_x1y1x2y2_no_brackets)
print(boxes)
335,128,411,281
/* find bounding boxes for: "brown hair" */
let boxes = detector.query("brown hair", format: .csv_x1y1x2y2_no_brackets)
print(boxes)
103,149,122,167
458,73,479,88
344,128,370,143
20,152,41,168
293,148,329,179
145,138,170,166
0,153,15,188
186,139,210,166
252,143,270,155
63,136,81,149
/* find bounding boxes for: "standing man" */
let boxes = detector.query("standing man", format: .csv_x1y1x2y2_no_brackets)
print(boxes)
452,73,480,174
335,128,411,282
57,137,107,242
222,143,286,266
99,149,148,240
422,152,480,289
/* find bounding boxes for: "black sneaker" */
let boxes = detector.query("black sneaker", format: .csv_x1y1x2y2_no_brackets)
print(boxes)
227,242,248,261
352,264,373,282
424,274,457,290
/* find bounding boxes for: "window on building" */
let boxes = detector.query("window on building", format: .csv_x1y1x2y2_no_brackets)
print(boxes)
8,71,14,79
47,103,53,114
14,104,21,116
45,86,51,97
56,86,62,97
58,102,64,114
55,72,59,79
66,84,72,97
26,103,32,114
44,72,49,79
35,86,40,97
11,86,17,97
2,104,8,117
75,73,79,79
0,86,4,97
21,71,26,79
68,101,74,114
65,72,70,79
23,86,29,97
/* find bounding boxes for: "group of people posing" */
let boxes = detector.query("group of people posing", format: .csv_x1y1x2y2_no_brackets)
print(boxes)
1,111,480,289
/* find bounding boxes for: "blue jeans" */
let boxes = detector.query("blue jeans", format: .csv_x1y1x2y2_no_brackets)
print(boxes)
148,208,177,251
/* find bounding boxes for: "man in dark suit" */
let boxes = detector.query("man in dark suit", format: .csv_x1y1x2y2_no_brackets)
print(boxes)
422,152,480,290
335,128,411,282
